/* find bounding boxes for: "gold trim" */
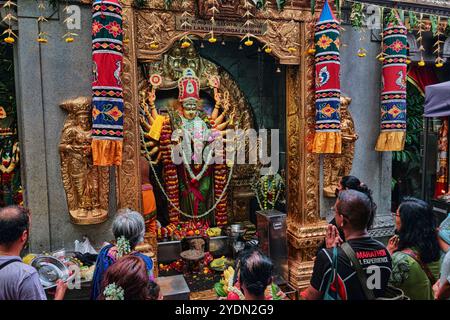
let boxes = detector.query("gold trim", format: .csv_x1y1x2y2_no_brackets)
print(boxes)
117,1,326,288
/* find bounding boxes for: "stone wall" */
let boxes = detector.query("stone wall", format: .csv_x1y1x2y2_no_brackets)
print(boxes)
15,1,116,252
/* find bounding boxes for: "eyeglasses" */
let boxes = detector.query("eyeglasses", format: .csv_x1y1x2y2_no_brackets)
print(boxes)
391,212,400,217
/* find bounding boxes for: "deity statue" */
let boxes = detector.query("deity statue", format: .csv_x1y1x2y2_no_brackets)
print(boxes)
59,97,110,224
323,96,358,197
140,66,231,236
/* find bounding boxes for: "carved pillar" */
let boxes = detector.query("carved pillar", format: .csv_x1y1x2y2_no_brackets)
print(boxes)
286,20,327,291
118,3,142,212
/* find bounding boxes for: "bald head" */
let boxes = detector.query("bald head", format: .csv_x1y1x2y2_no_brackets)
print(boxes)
0,206,30,247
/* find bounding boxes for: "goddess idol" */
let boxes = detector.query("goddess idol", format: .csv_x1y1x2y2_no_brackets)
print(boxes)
140,68,232,239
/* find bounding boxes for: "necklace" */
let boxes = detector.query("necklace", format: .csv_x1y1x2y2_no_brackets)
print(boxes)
140,127,234,219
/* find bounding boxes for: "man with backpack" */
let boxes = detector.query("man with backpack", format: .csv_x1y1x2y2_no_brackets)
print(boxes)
301,190,392,300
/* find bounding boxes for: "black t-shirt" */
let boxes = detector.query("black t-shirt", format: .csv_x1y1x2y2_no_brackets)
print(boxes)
310,236,392,300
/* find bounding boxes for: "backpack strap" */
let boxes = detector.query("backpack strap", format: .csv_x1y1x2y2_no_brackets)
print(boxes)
401,249,437,285
341,243,376,300
0,258,22,271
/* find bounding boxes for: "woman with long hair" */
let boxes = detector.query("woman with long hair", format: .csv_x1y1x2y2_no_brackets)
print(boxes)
98,256,154,300
387,197,442,300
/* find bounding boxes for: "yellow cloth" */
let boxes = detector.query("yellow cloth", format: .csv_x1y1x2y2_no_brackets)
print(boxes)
312,132,342,154
142,187,157,236
92,139,122,166
375,131,406,151
149,115,165,141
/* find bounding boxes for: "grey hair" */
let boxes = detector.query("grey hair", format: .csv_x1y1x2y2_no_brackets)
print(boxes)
112,208,145,249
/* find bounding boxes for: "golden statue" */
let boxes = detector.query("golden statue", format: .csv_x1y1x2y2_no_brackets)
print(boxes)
323,96,358,197
59,97,110,225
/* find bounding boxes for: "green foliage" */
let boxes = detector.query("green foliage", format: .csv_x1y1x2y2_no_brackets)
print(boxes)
350,2,365,30
430,15,439,36
408,11,418,31
276,0,286,11
385,9,401,25
134,0,148,7
256,0,266,10
164,0,174,9
392,82,424,198
0,42,15,116
311,0,315,15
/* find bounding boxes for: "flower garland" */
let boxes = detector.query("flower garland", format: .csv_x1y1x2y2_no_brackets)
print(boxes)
116,236,131,258
160,117,181,224
0,141,19,174
103,283,125,300
140,119,234,221
433,16,445,68
141,124,234,222
214,163,228,227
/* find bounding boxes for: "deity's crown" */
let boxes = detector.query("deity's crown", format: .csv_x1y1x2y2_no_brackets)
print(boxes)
178,68,200,103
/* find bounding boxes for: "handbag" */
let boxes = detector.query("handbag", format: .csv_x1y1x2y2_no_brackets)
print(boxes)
341,242,409,300
323,246,341,300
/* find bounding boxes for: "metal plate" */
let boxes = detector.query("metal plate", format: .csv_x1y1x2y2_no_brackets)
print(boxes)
31,256,70,289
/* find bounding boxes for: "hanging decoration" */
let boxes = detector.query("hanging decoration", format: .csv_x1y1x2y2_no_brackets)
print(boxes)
433,16,445,68
179,1,192,48
208,0,219,43
312,0,342,154
241,0,255,46
1,1,17,44
287,19,299,54
375,11,408,152
376,7,387,62
62,2,78,43
350,2,367,57
417,13,426,66
91,0,124,165
262,1,274,54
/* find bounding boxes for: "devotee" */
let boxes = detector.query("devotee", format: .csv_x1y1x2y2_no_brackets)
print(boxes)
0,205,67,300
302,190,392,300
98,256,156,300
238,250,274,300
148,279,163,300
433,215,450,300
321,176,377,250
90,208,154,300
387,197,441,300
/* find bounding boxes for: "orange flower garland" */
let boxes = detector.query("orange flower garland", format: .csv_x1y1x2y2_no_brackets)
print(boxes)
160,118,180,225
